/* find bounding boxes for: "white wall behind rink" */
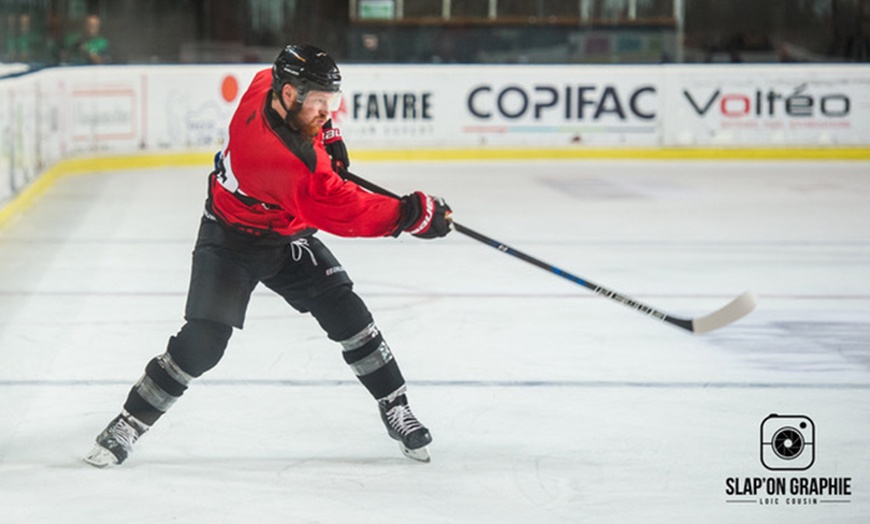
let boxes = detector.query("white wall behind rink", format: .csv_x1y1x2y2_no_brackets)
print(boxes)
1,63,869,206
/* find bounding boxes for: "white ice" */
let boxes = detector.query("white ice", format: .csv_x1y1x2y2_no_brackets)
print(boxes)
1,159,868,523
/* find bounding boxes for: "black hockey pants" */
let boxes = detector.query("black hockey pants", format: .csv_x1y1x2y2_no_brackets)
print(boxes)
123,217,405,426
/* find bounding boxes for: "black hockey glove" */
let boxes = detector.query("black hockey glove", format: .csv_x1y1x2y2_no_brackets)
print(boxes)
322,119,349,175
394,191,452,239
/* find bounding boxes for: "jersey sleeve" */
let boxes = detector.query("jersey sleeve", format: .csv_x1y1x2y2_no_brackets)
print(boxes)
290,148,403,237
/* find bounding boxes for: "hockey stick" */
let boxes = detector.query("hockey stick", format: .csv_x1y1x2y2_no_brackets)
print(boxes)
342,170,757,334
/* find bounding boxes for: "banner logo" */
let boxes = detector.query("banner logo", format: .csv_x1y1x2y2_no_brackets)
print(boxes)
683,86,850,119
467,84,656,121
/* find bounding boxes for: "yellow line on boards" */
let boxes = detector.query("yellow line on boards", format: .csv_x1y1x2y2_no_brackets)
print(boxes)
0,152,212,229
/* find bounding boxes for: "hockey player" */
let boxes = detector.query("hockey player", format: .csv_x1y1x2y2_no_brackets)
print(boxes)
85,44,452,467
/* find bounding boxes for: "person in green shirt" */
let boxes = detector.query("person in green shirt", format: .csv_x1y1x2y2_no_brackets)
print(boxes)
4,14,16,61
63,13,109,65
7,13,51,64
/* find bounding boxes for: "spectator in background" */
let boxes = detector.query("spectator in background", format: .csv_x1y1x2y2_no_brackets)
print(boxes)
62,13,109,64
4,14,14,61
10,13,53,64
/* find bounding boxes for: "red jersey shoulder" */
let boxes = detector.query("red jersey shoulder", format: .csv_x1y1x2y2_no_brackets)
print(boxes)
232,69,271,129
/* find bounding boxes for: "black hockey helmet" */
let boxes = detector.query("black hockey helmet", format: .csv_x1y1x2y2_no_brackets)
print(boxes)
272,44,341,102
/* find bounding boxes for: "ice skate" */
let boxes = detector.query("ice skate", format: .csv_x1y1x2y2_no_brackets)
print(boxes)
378,390,432,463
84,412,149,468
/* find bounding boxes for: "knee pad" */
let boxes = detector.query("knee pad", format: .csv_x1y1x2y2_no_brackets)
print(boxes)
167,319,233,377
307,284,373,342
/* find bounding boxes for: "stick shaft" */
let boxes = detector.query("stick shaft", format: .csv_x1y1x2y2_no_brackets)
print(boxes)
342,169,694,330
452,222,692,330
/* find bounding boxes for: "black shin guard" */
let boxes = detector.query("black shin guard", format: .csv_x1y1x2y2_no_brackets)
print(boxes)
123,352,192,427
340,322,405,399
308,285,405,400
123,319,232,426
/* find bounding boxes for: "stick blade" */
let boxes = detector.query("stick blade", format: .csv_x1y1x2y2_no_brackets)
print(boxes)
690,290,758,334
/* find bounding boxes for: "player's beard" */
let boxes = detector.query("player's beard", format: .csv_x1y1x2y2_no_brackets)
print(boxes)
287,107,324,139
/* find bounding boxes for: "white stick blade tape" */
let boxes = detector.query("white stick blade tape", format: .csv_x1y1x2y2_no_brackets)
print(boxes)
691,290,758,334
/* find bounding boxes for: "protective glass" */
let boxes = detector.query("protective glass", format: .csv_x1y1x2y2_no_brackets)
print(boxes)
301,90,343,112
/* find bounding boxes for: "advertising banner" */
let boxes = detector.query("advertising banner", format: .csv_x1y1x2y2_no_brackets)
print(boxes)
0,74,39,205
337,64,663,148
662,65,870,146
57,67,144,153
143,65,260,151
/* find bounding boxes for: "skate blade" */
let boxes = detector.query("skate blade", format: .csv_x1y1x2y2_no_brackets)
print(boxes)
83,444,119,468
399,443,431,463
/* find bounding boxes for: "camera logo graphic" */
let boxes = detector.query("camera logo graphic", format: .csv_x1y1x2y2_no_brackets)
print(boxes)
760,414,815,471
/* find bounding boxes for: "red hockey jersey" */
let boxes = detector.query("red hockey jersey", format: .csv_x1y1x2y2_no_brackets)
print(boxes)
208,69,402,239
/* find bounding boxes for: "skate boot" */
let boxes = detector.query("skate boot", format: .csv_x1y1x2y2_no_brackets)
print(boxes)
378,389,432,463
84,411,149,468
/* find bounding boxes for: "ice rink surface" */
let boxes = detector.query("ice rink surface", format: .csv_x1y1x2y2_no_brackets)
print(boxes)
1,159,868,523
